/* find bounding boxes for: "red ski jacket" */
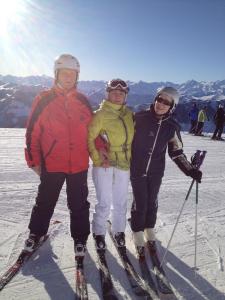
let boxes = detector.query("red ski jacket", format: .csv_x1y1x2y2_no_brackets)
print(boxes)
25,86,92,174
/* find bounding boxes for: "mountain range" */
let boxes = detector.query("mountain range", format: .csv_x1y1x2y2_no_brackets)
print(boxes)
0,74,225,131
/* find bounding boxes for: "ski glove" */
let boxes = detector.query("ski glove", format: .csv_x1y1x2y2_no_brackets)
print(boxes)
188,168,202,183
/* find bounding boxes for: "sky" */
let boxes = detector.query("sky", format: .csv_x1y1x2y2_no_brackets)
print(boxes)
0,0,225,83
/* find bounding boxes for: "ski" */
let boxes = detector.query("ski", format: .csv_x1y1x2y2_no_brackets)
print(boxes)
146,243,174,295
138,258,159,299
127,219,159,299
0,235,49,291
95,248,118,300
107,221,154,298
0,220,61,292
75,257,88,300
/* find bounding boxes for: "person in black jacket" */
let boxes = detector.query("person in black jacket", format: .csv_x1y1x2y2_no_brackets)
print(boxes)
211,104,225,140
188,102,199,133
130,87,202,259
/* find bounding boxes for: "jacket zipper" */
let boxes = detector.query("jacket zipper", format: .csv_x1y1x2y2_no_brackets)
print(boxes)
144,119,162,176
119,116,129,161
64,98,72,173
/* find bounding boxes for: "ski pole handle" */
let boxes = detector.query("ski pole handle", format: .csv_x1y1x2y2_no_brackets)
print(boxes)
191,150,207,170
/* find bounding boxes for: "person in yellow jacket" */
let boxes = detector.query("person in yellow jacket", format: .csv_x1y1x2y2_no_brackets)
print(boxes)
88,79,134,250
195,106,209,136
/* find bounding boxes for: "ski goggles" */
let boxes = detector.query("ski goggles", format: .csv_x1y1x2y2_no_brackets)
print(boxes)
107,80,129,93
156,95,173,106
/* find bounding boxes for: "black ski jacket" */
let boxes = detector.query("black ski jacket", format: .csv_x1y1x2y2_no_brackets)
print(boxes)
214,107,225,124
130,106,193,179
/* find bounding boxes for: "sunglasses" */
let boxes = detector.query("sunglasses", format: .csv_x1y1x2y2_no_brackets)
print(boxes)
156,96,173,106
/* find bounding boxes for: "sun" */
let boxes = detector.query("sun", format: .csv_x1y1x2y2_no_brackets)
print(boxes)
0,0,27,37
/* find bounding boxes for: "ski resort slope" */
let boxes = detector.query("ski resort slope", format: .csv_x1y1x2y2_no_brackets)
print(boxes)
0,128,224,300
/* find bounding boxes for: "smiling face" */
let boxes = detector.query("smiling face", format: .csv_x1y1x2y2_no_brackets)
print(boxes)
57,68,78,91
108,89,127,105
154,92,174,115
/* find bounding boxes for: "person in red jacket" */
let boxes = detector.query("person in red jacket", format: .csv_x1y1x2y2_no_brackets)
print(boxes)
24,54,92,261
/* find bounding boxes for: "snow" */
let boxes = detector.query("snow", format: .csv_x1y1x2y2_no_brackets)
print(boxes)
0,128,225,300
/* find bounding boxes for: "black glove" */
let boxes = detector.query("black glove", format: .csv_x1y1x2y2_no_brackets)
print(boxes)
188,168,202,183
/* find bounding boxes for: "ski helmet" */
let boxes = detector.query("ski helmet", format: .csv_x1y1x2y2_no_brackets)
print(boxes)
54,54,80,78
155,86,179,113
106,79,129,94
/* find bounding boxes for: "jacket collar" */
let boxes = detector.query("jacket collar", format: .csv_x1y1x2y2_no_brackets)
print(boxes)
101,99,125,111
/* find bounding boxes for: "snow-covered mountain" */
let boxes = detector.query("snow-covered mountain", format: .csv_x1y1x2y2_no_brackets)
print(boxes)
0,75,225,130
0,75,53,87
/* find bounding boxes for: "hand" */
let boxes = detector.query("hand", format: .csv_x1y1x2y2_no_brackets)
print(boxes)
98,148,110,168
189,169,202,183
101,161,110,168
31,165,41,176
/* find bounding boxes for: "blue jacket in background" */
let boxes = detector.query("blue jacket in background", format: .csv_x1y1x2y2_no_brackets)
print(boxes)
189,106,199,121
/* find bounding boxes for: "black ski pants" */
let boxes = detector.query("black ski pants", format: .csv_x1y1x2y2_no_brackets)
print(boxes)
212,121,224,139
28,170,90,244
189,120,197,134
195,122,204,135
130,174,162,232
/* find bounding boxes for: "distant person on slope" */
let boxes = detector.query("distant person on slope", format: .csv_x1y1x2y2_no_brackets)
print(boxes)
88,79,134,251
130,87,203,259
211,104,225,140
188,102,199,134
195,106,209,136
24,54,92,263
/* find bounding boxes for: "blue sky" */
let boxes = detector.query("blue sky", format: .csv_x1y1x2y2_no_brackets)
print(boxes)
0,0,225,83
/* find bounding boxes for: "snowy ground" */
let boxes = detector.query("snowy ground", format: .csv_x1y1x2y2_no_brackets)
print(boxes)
0,128,225,300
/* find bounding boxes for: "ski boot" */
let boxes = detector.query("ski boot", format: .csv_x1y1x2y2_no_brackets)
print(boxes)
114,232,126,247
74,242,86,266
24,233,45,252
93,234,106,252
147,240,157,256
136,245,145,261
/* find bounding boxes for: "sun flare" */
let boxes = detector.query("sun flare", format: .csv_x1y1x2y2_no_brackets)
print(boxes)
0,0,27,37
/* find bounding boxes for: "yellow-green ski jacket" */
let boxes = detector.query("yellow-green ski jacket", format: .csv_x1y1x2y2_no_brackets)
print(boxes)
88,100,134,170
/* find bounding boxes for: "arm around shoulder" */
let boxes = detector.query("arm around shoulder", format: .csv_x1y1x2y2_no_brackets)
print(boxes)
88,112,104,166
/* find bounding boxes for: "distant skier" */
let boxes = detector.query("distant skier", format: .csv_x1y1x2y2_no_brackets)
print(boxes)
24,54,92,262
211,104,225,140
188,102,199,133
88,79,134,251
129,87,203,258
195,106,209,136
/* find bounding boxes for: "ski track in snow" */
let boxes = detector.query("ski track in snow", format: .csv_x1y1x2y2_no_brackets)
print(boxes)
0,128,225,300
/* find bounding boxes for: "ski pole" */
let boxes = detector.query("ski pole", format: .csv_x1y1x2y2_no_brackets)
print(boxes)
193,180,199,272
192,146,206,273
160,178,195,267
160,150,206,268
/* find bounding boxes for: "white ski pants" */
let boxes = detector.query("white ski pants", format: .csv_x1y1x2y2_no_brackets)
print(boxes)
92,167,130,235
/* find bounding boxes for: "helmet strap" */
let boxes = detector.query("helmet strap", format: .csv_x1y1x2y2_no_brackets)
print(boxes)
54,70,79,88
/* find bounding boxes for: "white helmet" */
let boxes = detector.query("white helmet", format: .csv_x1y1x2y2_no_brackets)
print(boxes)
156,86,179,112
54,54,80,77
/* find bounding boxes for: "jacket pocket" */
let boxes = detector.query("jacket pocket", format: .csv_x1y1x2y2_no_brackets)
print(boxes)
44,140,57,159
